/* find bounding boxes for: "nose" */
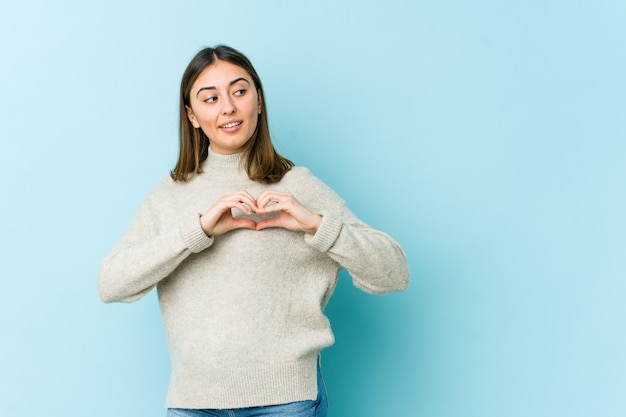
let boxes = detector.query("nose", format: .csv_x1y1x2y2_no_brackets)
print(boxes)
221,96,236,115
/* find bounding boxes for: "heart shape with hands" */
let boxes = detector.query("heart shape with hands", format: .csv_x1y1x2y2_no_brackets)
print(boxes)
199,189,322,237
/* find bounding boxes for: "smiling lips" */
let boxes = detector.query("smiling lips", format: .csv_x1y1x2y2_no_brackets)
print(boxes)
220,120,242,130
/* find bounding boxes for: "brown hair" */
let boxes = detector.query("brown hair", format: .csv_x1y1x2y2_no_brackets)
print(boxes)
171,45,293,183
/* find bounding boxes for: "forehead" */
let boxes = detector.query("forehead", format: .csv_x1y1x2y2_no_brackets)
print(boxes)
193,60,254,90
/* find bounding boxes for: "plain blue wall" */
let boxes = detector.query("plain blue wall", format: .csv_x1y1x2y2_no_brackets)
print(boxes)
1,1,625,416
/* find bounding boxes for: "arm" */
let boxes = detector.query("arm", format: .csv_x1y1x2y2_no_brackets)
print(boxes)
98,189,259,303
254,174,410,295
97,197,213,303
306,208,410,295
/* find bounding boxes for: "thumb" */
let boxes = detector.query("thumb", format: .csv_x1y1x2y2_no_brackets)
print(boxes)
255,216,283,231
231,218,258,231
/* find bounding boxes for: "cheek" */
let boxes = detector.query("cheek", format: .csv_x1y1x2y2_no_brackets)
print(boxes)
249,99,261,118
251,111,260,129
196,109,218,126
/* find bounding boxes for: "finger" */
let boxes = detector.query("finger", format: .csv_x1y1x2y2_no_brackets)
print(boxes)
231,191,257,207
256,191,290,212
211,217,256,236
236,190,258,209
229,202,256,216
222,192,257,214
256,190,281,205
255,202,280,214
202,200,253,233
210,200,248,217
255,216,283,231
230,218,257,231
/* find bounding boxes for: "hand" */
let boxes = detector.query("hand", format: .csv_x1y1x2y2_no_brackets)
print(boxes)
254,190,322,234
199,190,258,236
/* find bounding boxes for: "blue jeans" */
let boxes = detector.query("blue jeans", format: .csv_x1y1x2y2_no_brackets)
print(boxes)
166,363,328,417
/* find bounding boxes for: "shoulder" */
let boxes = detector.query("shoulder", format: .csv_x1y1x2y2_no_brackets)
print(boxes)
282,166,327,190
281,166,345,205
143,173,198,204
283,166,315,181
147,174,178,196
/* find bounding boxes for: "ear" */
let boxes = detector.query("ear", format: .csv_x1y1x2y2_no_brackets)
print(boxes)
257,90,263,115
186,105,200,128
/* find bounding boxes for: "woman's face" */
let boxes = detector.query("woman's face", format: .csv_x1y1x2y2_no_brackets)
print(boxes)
186,60,262,155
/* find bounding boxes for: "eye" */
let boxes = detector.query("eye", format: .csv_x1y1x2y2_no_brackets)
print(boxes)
234,89,247,96
204,96,218,103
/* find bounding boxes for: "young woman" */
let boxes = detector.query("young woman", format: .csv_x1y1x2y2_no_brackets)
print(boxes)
98,45,409,417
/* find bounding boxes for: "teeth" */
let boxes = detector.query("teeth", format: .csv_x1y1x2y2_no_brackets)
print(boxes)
222,121,241,128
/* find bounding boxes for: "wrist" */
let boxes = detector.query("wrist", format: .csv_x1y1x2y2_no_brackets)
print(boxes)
305,214,323,235
199,214,213,237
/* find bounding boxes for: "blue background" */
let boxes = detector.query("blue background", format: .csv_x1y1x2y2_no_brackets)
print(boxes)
1,1,625,416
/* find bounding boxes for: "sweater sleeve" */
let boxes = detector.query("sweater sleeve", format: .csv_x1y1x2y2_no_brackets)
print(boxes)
302,174,410,295
98,195,214,303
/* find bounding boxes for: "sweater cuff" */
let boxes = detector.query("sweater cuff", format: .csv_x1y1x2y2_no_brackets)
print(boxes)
305,212,342,252
180,214,214,253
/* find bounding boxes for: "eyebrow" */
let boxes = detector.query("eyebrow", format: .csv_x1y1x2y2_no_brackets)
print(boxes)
195,77,251,97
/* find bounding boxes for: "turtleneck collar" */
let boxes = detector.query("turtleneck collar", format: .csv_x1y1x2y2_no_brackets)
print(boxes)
199,147,248,180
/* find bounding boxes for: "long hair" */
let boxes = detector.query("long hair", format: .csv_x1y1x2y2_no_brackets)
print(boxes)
171,45,293,183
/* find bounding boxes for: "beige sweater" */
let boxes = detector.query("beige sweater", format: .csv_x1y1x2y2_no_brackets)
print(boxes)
98,149,409,409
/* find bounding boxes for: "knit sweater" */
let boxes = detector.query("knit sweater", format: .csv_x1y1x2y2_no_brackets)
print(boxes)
98,149,410,409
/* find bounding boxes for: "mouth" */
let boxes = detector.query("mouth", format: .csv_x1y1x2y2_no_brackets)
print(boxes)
220,121,242,129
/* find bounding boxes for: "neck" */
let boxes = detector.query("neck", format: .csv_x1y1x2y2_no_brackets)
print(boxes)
199,147,247,180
